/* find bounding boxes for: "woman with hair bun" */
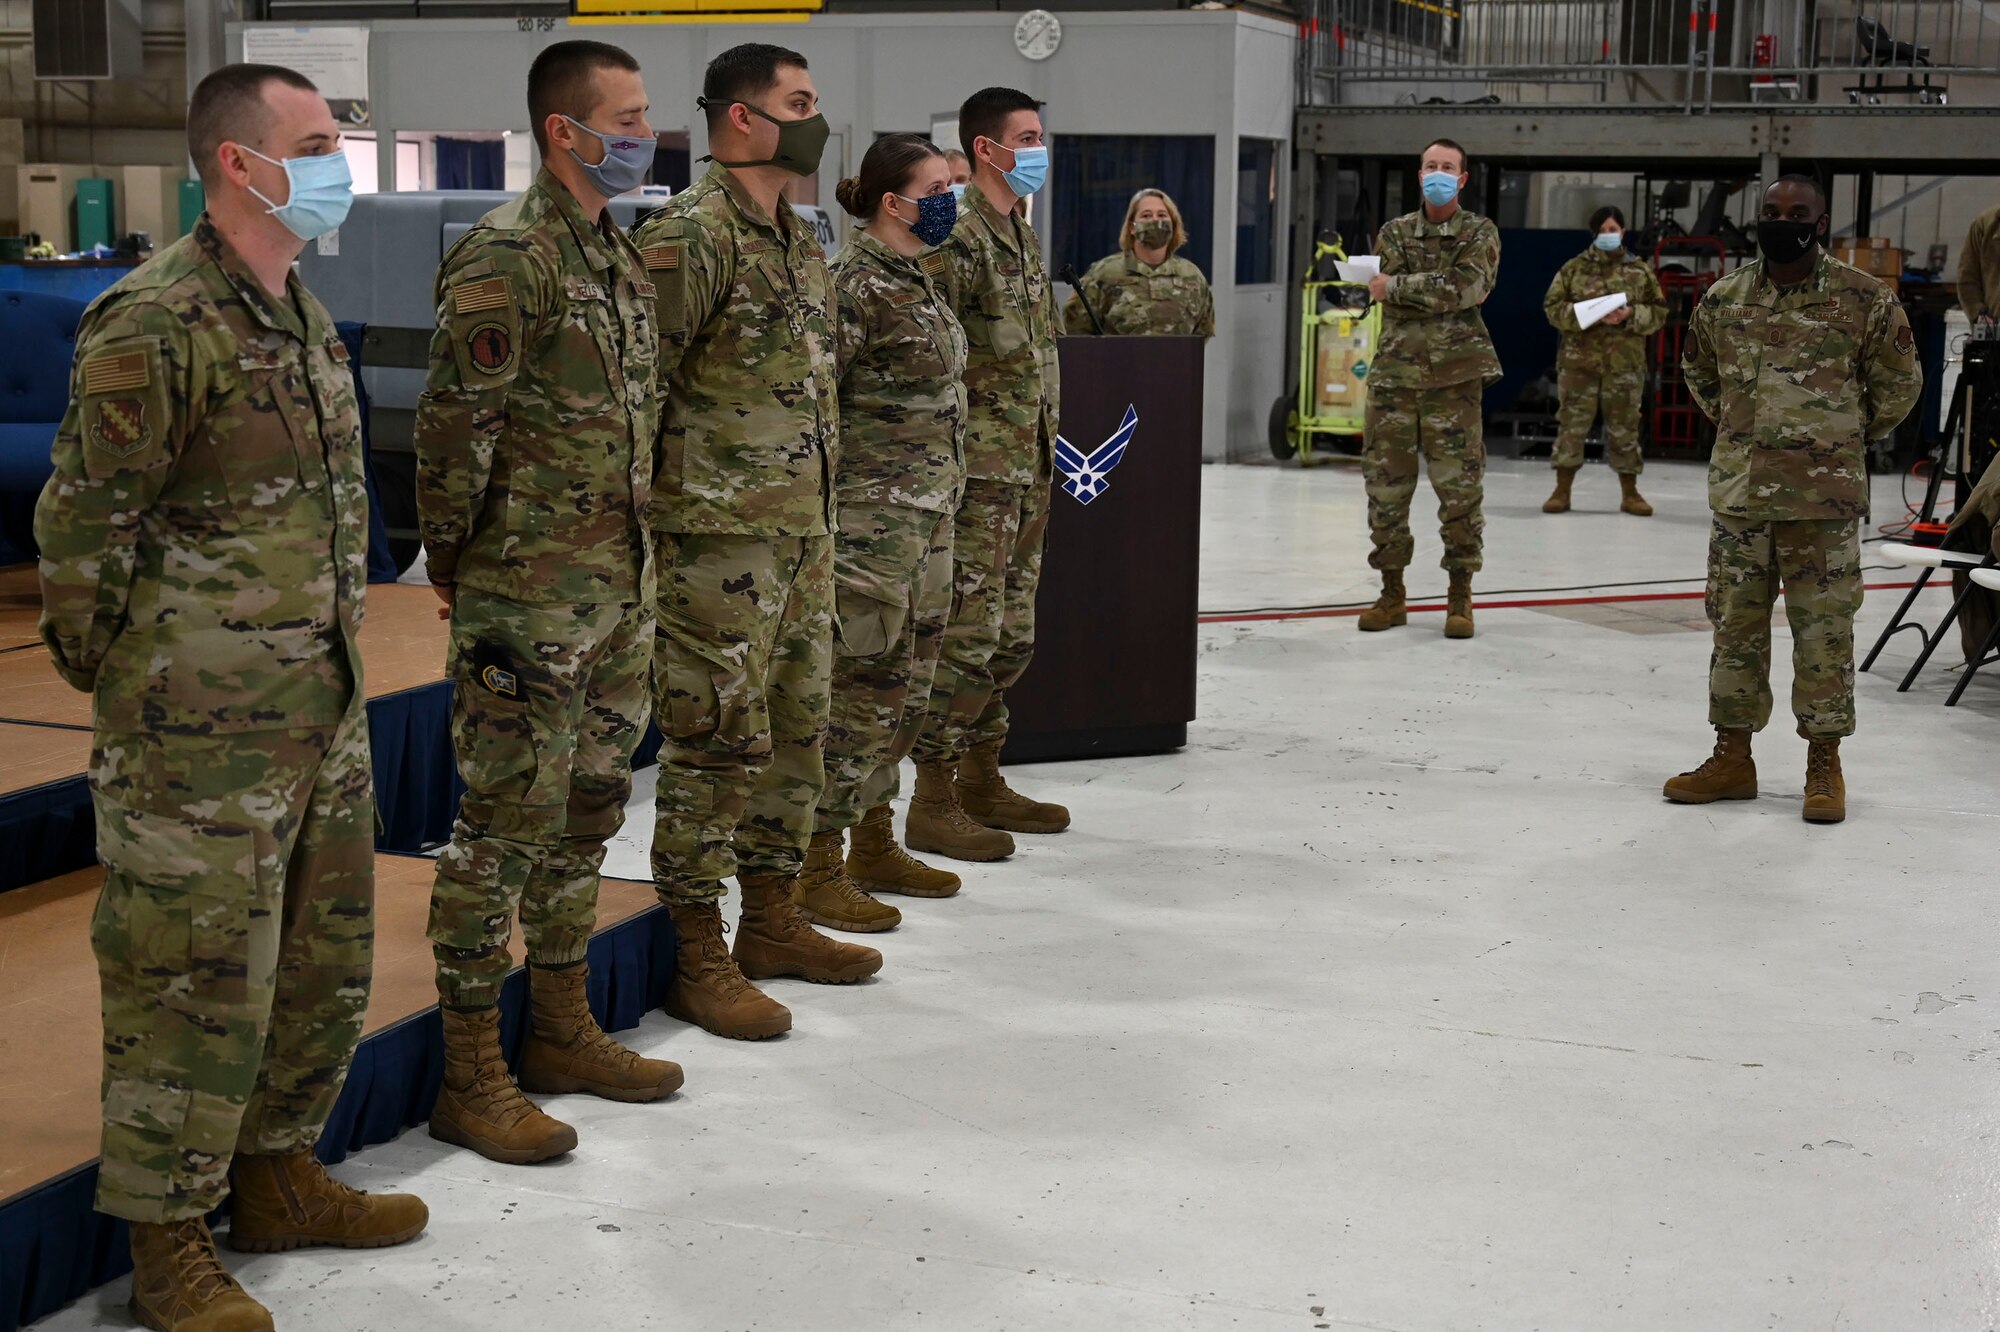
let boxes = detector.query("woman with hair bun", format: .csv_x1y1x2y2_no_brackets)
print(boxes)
1062,187,1214,337
1540,203,1667,516
795,132,971,933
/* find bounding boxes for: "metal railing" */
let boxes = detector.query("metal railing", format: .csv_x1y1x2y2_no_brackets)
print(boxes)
1299,0,1996,109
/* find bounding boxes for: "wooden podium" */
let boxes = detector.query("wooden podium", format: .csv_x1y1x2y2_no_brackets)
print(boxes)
1001,334,1204,763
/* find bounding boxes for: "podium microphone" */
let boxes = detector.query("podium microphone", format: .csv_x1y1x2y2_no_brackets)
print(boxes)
1059,264,1107,335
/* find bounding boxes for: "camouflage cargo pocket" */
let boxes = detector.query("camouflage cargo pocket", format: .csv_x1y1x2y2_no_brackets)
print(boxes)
91,796,275,1025
653,631,766,759
834,584,906,660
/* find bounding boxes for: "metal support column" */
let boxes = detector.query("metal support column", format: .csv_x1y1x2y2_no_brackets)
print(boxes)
1854,169,1875,235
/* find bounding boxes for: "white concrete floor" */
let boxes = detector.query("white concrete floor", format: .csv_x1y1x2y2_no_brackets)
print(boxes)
41,459,2000,1331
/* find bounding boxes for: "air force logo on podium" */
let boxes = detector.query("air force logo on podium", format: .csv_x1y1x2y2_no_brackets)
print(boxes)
1054,405,1138,506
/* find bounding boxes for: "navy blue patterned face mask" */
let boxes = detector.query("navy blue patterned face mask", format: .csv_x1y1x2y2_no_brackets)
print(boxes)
896,191,958,248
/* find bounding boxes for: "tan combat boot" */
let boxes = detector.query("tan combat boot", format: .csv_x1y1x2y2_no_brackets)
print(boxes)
1803,738,1846,824
429,1006,578,1164
849,803,962,899
662,899,793,1040
1356,569,1407,632
1619,473,1654,516
735,874,884,985
906,761,1015,862
1662,727,1758,803
794,829,901,932
1444,570,1476,639
957,740,1071,834
128,1217,273,1332
519,961,684,1102
226,1151,428,1253
1543,467,1577,513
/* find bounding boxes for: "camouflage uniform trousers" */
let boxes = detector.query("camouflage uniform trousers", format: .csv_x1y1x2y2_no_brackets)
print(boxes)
1552,355,1646,474
651,533,834,901
1705,515,1863,740
914,475,1051,765
1363,381,1486,574
429,591,651,1010
818,504,955,834
89,704,374,1222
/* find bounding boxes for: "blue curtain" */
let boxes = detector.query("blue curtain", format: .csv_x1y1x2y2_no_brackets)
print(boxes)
1051,135,1216,283
434,138,504,191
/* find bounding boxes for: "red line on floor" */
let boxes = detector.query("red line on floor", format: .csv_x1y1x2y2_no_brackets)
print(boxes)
1198,580,1929,625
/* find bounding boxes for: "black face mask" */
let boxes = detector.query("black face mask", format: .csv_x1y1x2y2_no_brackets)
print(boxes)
1757,218,1822,266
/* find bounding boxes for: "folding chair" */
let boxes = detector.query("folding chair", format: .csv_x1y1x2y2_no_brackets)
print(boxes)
1860,542,1995,678
1944,567,2000,707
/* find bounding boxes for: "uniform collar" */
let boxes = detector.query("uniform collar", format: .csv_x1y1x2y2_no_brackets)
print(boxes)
704,160,806,244
966,183,1025,256
1753,248,1834,299
851,228,922,276
193,212,320,343
533,168,620,274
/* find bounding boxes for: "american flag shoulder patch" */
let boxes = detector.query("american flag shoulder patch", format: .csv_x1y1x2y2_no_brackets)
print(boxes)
642,244,682,272
82,349,152,395
920,252,949,280
453,278,512,314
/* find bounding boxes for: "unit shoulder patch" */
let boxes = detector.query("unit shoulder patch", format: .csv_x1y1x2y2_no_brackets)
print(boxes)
1895,324,1915,355
87,398,152,458
466,322,515,375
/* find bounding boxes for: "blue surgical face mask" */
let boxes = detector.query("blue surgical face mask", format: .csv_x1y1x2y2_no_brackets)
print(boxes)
1421,171,1461,207
995,142,1049,198
241,145,353,241
896,191,958,248
950,183,968,203
563,115,654,197
1594,231,1624,252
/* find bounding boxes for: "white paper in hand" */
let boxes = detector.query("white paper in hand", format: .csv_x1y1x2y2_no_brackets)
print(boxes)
1573,292,1629,330
1334,255,1382,284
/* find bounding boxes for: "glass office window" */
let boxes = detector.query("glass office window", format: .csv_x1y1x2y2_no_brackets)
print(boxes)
1236,138,1279,286
1050,134,1216,283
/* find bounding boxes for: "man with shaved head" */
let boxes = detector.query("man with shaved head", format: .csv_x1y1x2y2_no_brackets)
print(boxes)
35,62,426,1331
1667,173,1923,824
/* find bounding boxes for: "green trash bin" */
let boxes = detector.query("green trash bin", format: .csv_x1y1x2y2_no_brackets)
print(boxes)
178,178,205,237
74,177,115,251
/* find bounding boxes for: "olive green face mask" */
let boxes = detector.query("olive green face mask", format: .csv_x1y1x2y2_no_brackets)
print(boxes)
1134,219,1173,249
699,97,830,177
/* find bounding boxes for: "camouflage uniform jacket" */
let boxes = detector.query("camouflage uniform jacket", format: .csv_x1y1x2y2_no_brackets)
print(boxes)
1371,208,1503,391
831,231,968,514
1683,250,1922,521
1542,247,1668,372
414,171,658,605
936,183,1060,485
1958,203,2000,323
34,214,366,734
632,162,837,537
1063,251,1215,338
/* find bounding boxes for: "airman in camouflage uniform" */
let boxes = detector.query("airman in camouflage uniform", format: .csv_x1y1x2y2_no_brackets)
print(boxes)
1958,201,2000,327
796,223,969,933
632,44,883,1041
1360,159,1502,640
1063,251,1214,337
35,63,432,1327
1666,176,1922,824
417,127,683,1164
912,145,1071,858
1541,229,1667,515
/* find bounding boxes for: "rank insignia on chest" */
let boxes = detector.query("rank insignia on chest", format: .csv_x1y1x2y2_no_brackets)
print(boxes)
642,244,682,271
87,398,150,456
454,278,511,315
1054,404,1139,506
